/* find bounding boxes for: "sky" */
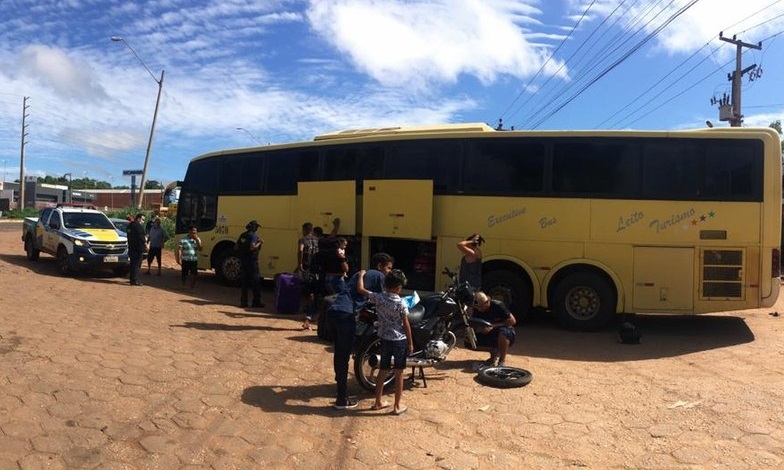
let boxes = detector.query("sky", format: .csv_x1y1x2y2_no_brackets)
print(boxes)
0,0,783,187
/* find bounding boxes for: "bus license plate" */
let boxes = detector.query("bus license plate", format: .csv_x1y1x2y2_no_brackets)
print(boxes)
104,256,118,263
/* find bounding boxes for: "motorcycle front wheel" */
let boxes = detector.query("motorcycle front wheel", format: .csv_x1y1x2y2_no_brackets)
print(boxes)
353,337,395,392
476,366,533,388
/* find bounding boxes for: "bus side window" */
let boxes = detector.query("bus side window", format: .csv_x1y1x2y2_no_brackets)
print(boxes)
464,139,544,194
642,141,700,200
324,145,384,193
385,140,460,193
553,140,637,196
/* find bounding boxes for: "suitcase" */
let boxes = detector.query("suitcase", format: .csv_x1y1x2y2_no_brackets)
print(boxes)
274,273,302,314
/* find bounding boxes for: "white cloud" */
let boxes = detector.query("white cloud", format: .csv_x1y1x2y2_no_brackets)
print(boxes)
306,0,564,90
629,1,784,59
15,45,109,102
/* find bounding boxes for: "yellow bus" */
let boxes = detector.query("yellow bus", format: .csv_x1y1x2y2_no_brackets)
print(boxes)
174,123,781,330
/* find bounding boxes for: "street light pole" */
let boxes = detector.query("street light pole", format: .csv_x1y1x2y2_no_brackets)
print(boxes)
111,36,164,210
236,127,262,145
63,173,72,204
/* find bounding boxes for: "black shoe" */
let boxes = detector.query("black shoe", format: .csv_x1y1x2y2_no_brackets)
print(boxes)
333,398,358,410
131,281,143,286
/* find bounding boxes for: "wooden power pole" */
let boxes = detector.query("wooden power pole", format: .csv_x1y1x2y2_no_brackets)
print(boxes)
719,32,761,127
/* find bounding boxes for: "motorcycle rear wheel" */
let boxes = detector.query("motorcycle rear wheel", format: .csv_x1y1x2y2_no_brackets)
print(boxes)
354,337,395,392
476,366,533,388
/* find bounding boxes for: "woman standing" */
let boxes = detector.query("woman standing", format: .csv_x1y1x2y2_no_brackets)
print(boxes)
457,233,483,290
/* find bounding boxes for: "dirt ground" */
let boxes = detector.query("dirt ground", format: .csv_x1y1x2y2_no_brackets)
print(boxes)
1,219,783,469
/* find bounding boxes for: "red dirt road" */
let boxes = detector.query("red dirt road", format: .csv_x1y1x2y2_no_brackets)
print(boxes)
1,220,783,469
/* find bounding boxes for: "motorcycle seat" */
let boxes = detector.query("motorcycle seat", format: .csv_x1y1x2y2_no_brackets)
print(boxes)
407,304,426,326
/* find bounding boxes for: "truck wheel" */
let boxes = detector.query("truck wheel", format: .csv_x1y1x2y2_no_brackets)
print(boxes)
56,247,71,275
25,237,40,261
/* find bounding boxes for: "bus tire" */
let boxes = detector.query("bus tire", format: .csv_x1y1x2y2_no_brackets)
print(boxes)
216,250,243,286
552,272,615,331
483,269,531,323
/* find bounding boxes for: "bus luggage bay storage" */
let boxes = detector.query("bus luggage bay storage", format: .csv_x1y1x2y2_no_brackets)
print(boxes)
173,123,781,331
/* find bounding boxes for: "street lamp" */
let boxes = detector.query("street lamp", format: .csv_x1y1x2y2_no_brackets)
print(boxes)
109,176,114,209
111,35,164,210
63,173,72,204
236,127,262,145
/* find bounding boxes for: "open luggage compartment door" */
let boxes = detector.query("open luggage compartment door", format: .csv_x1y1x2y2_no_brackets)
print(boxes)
296,181,357,235
362,180,433,240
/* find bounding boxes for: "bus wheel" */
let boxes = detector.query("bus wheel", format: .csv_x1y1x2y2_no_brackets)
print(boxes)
483,270,531,323
552,272,615,331
216,250,243,286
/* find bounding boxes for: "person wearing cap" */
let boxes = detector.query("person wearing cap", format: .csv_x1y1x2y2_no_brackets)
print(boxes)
471,291,516,367
237,220,264,308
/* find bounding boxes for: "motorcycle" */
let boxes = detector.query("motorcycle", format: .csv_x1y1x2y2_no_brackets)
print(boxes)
353,267,491,391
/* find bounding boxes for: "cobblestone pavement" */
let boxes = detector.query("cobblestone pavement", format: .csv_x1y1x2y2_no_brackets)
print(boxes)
1,221,783,469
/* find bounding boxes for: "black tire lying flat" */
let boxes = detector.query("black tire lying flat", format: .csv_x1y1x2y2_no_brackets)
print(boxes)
476,366,533,388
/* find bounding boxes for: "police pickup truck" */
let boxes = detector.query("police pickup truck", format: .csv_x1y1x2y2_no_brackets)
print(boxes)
22,205,130,275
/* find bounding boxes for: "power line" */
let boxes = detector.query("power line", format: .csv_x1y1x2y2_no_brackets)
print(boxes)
498,0,599,123
527,0,701,130
521,0,678,129
512,0,644,128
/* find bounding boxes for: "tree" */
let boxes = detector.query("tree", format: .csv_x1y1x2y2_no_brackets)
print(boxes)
144,180,164,189
770,120,783,155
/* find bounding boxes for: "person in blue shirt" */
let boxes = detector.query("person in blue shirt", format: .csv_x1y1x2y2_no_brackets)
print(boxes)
357,268,413,415
326,252,394,410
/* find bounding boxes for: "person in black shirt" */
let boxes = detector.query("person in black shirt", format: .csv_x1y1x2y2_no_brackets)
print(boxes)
238,220,264,308
127,213,148,286
471,291,516,367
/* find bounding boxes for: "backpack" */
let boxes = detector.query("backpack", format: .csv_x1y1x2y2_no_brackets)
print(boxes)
235,231,253,255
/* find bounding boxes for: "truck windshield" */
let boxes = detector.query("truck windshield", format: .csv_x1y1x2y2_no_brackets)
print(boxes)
63,213,116,230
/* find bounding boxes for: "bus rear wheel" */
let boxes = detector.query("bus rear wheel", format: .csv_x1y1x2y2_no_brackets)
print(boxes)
552,272,615,331
483,270,531,323
216,250,243,286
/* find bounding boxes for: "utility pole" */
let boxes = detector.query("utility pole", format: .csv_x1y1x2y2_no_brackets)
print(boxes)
718,32,761,127
19,96,29,209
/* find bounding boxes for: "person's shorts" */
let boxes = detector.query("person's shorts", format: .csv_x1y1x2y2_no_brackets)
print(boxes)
181,260,198,277
380,338,407,370
147,246,162,262
476,326,516,348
